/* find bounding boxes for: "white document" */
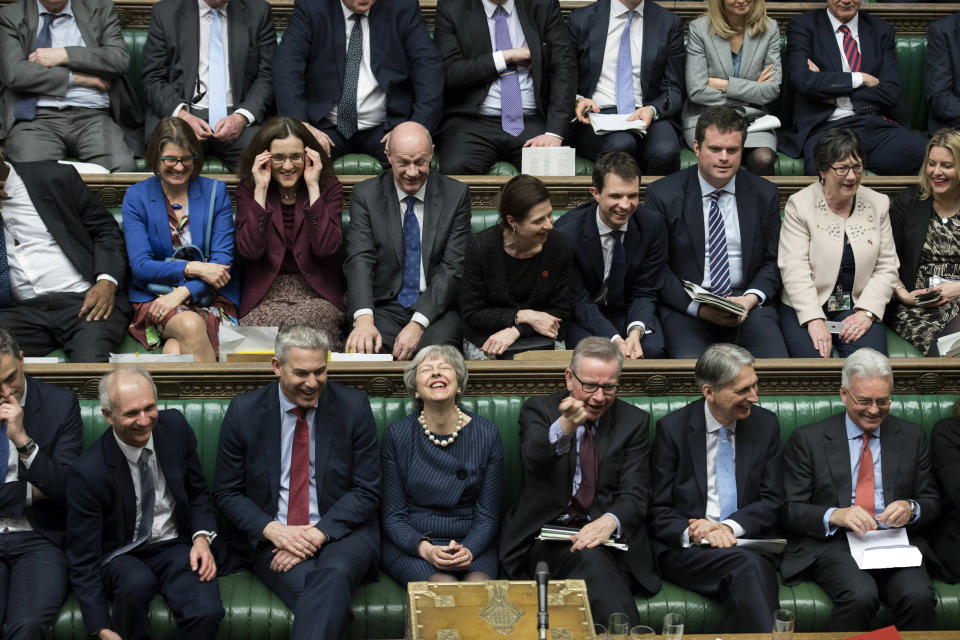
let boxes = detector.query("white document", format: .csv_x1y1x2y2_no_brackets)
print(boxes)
329,352,394,362
936,330,960,357
846,528,922,570
23,356,62,364
747,114,781,133
218,325,279,361
588,112,647,136
109,353,194,363
521,146,575,176
697,538,786,554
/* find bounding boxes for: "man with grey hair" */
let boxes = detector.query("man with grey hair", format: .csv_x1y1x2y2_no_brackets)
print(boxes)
780,347,943,631
499,337,659,627
0,327,82,639
650,343,782,632
215,323,380,640
67,366,223,640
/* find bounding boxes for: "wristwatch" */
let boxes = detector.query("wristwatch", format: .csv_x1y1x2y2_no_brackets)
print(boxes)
856,308,876,321
16,439,36,456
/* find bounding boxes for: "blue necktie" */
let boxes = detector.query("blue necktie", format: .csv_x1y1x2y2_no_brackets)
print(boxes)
398,196,421,308
607,229,626,306
616,10,636,114
337,14,363,139
0,217,13,308
207,8,227,128
707,190,732,298
101,449,157,566
494,6,524,136
717,426,737,520
14,13,64,121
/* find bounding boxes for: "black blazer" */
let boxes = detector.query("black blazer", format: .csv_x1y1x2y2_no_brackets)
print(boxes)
141,0,276,124
926,13,960,135
650,398,783,557
433,0,576,139
568,0,684,121
889,184,933,295
779,413,943,584
930,416,960,580
553,200,666,338
272,0,443,132
783,9,908,157
67,410,217,635
0,376,82,548
498,390,660,593
459,224,573,344
643,166,781,314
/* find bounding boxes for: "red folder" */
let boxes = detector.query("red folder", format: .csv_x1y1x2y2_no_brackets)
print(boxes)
844,626,903,640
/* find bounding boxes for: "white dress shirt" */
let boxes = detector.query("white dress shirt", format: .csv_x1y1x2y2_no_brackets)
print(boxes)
276,386,320,525
826,11,864,122
113,432,179,544
34,0,110,111
590,0,644,110
323,1,387,131
595,212,645,338
0,382,40,534
479,0,538,116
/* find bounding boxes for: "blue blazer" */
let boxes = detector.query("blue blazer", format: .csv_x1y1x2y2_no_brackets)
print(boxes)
783,9,908,157
553,200,666,339
122,175,240,306
926,13,960,135
567,0,684,121
272,0,443,132
643,166,782,314
66,410,217,635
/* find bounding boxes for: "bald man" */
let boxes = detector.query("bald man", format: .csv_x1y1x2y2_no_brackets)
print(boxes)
343,122,471,359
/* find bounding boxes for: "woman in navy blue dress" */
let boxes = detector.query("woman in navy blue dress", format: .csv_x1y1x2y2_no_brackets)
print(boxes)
381,345,503,583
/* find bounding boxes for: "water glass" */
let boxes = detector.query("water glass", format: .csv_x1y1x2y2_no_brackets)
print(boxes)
592,623,608,639
772,608,796,640
628,625,656,640
662,612,684,640
608,613,630,639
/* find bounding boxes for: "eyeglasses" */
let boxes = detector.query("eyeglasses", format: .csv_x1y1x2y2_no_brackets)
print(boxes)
570,369,619,395
271,153,305,166
847,393,891,409
158,155,198,168
829,163,863,177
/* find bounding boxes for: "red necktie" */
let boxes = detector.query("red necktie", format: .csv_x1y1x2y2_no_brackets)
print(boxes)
571,423,597,515
288,406,310,526
839,25,860,72
854,433,875,517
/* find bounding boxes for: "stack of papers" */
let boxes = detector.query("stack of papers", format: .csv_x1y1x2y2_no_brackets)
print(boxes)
747,114,781,133
846,528,922,570
588,113,647,136
936,330,960,357
698,538,786,553
683,281,747,316
536,525,629,551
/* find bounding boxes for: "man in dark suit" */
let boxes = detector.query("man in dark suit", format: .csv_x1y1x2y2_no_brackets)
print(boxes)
0,0,142,171
781,347,942,632
214,323,380,640
644,106,787,359
651,344,782,632
554,152,666,359
272,0,442,167
141,0,277,171
343,121,471,360
0,328,82,640
67,367,223,640
568,0,684,175
499,337,659,627
0,150,131,362
433,0,576,174
926,13,960,135
784,0,927,175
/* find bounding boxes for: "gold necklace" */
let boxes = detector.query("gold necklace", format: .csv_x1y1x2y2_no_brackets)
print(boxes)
419,408,465,447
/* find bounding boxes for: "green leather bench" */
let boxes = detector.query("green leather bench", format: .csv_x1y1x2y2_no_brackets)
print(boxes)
45,393,960,638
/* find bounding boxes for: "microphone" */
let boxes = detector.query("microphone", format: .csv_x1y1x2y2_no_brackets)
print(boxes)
535,561,549,640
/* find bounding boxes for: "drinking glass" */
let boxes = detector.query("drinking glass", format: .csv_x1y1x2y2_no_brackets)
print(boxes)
772,608,795,640
628,625,656,640
608,613,630,639
662,612,684,640
592,623,608,639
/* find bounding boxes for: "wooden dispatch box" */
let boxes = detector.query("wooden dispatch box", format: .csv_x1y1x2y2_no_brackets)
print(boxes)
407,579,597,640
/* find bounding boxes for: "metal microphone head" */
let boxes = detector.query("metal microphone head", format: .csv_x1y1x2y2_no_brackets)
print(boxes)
535,561,549,579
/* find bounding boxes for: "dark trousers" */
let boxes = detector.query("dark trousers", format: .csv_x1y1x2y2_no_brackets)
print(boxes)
253,534,377,640
566,311,667,358
0,292,131,362
438,114,547,174
802,115,927,176
572,110,681,175
658,546,779,633
103,540,224,640
371,301,462,354
813,540,936,632
658,303,788,359
0,531,69,640
779,304,887,357
529,540,642,629
316,121,390,168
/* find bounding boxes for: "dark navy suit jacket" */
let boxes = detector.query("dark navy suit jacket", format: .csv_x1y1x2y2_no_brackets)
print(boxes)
926,13,960,135
67,410,217,635
783,9,908,157
553,200,666,339
643,166,782,315
272,0,443,132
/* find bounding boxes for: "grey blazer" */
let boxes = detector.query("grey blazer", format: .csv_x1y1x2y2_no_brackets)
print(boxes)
681,15,781,149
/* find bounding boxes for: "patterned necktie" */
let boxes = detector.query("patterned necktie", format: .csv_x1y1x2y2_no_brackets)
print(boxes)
606,229,626,306
207,8,227,128
14,13,65,121
854,433,875,517
493,6,524,136
398,196,421,308
616,11,636,114
571,422,597,515
288,406,310,526
0,217,11,310
101,449,157,566
336,13,363,139
707,190,732,297
717,426,737,520
838,25,860,72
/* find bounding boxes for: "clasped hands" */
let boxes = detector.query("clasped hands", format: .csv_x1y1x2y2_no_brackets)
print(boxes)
418,539,474,570
688,519,737,548
829,500,913,534
345,315,425,361
575,97,654,129
263,521,328,573
480,309,560,357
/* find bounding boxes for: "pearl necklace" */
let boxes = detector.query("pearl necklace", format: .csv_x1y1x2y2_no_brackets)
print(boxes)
419,408,465,447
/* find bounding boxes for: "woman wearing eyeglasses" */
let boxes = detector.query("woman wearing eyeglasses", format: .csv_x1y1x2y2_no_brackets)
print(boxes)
777,128,899,358
122,117,240,362
234,116,344,347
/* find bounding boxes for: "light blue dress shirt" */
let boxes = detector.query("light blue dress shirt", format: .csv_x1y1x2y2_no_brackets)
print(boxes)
276,387,320,525
34,0,110,111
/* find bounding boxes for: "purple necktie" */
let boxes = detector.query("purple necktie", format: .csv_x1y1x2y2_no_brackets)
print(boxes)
494,6,524,136
616,11,636,114
708,190,732,297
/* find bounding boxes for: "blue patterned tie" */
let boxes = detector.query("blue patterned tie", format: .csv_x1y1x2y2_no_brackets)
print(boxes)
607,229,626,306
207,8,227,128
398,196,421,308
337,14,363,139
717,426,737,520
616,11,636,114
707,190,732,297
494,6,524,136
0,218,14,308
14,13,64,121
101,448,156,566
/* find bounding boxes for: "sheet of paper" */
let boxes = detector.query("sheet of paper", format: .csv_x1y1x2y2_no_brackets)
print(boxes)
329,352,394,362
109,353,194,363
588,112,647,135
218,325,279,360
936,330,960,357
747,114,781,133
846,528,922,570
23,356,62,364
521,146,575,176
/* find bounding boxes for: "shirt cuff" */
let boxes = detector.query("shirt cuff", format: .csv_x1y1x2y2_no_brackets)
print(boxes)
851,72,863,89
353,309,373,321
681,526,691,547
234,108,255,125
603,512,621,538
172,103,189,118
67,72,75,86
544,132,563,141
823,507,839,536
909,499,920,524
611,334,623,342
626,321,648,335
96,274,118,286
721,518,745,538
410,312,431,329
192,530,217,543
493,51,507,73
548,419,572,454
20,446,39,469
744,289,766,306
686,300,701,317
